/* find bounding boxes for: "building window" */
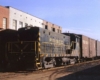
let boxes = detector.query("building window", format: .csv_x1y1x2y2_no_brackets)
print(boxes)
58,29,59,33
13,19,17,29
29,24,33,27
43,31,45,34
49,32,50,35
19,21,23,27
52,28,55,32
25,23,28,27
45,25,48,29
3,18,7,29
59,30,61,33
42,23,44,25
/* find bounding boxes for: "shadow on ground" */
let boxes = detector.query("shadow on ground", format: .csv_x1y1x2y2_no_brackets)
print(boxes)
56,65,100,80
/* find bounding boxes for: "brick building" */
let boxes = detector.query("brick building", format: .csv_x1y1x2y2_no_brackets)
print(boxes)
0,5,62,33
0,6,9,30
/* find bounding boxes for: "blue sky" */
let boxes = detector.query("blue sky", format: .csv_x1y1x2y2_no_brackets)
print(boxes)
0,0,100,40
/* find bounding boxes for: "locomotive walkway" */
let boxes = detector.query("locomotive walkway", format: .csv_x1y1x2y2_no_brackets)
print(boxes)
0,59,100,80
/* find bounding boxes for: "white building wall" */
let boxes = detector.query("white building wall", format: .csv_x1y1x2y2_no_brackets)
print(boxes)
9,7,43,30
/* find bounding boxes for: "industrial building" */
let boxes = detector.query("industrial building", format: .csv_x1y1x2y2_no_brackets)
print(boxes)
0,5,62,33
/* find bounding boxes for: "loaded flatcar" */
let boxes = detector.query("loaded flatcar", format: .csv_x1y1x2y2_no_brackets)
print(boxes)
8,26,71,70
0,29,18,71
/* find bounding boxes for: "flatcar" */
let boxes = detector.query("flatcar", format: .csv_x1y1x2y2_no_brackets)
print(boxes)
0,29,18,71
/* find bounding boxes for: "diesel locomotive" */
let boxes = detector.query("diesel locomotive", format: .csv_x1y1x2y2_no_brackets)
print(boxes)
13,26,71,70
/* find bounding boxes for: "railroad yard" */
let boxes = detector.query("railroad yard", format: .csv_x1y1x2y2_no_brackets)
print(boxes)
0,60,100,80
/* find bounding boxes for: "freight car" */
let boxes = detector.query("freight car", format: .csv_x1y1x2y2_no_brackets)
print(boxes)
0,29,18,71
63,33,97,61
78,35,90,60
89,38,96,59
78,35,96,60
96,40,100,59
7,26,71,70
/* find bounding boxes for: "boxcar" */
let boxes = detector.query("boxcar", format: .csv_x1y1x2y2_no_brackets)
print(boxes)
89,38,96,59
78,35,90,60
96,40,100,58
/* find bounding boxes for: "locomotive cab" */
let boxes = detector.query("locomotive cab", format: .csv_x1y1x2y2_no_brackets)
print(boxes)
63,33,80,63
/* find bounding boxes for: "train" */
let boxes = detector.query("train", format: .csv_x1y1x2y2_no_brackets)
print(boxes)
0,26,100,71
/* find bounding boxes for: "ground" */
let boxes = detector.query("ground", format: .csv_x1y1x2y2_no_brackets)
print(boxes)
0,60,100,80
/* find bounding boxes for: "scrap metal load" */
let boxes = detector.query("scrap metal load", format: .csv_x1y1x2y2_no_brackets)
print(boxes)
0,29,18,71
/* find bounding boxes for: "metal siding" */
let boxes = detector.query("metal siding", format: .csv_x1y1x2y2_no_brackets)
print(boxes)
40,28,70,56
9,7,43,30
89,38,96,58
96,41,100,57
80,35,90,58
62,33,80,57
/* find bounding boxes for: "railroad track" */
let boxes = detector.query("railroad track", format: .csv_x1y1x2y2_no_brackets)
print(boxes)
11,59,100,74
48,59,100,80
0,59,100,80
